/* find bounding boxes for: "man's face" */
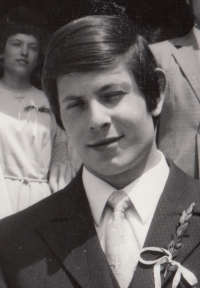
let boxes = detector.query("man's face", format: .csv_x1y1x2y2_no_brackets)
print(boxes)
57,63,163,185
2,33,39,78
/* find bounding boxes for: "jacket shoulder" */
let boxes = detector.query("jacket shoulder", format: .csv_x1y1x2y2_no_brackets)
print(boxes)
149,40,176,66
149,39,176,52
167,161,200,206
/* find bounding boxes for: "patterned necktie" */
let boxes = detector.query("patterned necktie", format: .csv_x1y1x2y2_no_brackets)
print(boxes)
105,190,139,288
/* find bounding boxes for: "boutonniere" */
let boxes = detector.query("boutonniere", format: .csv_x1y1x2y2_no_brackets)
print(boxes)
24,105,36,112
38,106,51,114
23,100,51,137
139,203,198,288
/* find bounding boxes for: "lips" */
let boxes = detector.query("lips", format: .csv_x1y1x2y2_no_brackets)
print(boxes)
88,135,123,148
16,59,29,65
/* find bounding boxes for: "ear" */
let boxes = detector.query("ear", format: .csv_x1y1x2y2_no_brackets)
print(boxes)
151,68,167,117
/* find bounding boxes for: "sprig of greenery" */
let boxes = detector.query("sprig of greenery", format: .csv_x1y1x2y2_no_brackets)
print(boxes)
164,202,195,277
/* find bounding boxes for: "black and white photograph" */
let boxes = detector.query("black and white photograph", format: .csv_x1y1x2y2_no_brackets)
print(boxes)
0,0,199,287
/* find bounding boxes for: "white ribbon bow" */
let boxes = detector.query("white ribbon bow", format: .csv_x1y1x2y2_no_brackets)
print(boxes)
139,247,198,288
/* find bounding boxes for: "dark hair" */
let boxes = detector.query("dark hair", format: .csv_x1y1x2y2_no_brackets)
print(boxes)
42,15,161,129
0,7,48,87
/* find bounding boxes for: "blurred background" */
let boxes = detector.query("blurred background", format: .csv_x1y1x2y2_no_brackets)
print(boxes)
0,0,193,41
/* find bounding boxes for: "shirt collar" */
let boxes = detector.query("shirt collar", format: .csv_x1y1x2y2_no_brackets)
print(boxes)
82,151,169,226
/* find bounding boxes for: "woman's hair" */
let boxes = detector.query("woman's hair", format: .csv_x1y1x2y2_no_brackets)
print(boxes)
42,15,161,129
0,6,48,87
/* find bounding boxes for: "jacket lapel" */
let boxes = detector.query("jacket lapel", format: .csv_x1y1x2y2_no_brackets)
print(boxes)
131,162,200,287
171,30,200,103
37,172,118,288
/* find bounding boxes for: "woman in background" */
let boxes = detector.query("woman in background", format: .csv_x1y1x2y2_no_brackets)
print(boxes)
0,7,81,218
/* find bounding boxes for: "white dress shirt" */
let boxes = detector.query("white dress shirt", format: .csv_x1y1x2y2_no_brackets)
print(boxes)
82,151,169,255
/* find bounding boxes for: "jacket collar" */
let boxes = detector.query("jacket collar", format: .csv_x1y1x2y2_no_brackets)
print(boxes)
170,29,200,103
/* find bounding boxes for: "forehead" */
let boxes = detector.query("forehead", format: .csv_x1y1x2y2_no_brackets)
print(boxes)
6,33,39,45
57,63,138,97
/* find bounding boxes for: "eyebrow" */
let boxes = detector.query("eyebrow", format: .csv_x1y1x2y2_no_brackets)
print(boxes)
97,82,130,93
61,95,84,103
11,39,39,45
61,81,131,102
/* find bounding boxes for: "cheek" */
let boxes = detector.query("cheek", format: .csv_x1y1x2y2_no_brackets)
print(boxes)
60,110,74,128
3,52,12,62
61,111,83,141
116,106,141,130
121,108,153,140
30,54,38,65
60,112,71,132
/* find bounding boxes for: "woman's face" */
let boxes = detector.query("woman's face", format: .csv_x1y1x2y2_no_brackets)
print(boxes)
1,33,39,78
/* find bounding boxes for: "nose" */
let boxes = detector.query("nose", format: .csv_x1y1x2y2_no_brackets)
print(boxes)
89,100,111,131
21,45,28,57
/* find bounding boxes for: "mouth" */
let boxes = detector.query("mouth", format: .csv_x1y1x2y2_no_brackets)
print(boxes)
16,59,29,65
88,135,123,148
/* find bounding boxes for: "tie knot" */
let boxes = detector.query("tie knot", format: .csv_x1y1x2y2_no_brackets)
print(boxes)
107,190,131,213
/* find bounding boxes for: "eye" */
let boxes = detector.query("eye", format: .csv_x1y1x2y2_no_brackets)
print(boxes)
66,100,86,110
12,42,21,47
103,91,125,103
29,46,39,52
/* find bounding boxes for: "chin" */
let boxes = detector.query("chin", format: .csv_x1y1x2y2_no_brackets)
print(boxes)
93,161,132,177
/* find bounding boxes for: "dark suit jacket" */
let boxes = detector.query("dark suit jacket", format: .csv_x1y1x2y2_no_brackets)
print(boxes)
150,30,200,179
0,162,200,288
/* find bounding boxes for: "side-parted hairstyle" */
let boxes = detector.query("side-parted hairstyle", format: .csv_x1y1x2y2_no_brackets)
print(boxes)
42,15,161,129
0,6,48,64
0,6,46,53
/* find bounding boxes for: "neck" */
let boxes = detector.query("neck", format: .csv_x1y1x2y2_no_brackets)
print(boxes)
88,142,161,190
1,73,32,90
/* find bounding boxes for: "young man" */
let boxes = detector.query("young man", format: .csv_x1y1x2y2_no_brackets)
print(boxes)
0,15,199,288
150,0,200,180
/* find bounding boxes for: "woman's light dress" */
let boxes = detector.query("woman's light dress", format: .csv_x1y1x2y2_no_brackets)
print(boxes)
0,83,81,218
